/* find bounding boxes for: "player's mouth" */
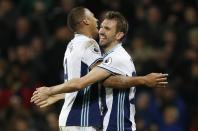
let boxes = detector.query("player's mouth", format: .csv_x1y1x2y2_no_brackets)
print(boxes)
99,35,107,40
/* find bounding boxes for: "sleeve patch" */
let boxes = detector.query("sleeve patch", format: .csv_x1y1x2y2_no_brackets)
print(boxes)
91,44,100,54
104,57,112,65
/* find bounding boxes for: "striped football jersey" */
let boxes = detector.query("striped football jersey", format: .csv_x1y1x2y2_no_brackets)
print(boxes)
59,34,103,127
98,44,136,131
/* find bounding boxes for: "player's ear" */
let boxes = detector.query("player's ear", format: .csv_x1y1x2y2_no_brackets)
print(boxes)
82,17,90,25
116,32,124,41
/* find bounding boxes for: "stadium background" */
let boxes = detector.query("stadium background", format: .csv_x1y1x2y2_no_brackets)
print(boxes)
0,0,197,130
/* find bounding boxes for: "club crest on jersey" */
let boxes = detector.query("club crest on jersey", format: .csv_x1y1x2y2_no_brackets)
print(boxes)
94,47,99,53
91,45,100,54
104,57,112,65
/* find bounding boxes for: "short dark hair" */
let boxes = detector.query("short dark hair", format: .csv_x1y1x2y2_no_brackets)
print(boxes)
67,7,86,32
104,11,128,40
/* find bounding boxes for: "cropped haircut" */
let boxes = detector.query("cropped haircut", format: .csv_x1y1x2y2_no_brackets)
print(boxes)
104,11,128,40
67,7,86,32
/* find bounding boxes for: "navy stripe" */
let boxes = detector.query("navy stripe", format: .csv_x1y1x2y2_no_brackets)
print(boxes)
106,89,119,131
88,83,102,128
132,71,136,77
80,62,89,126
64,59,68,80
125,90,133,131
120,91,125,131
66,61,89,126
66,61,102,127
81,61,89,77
117,92,121,131
101,85,107,124
106,89,133,131
66,90,84,125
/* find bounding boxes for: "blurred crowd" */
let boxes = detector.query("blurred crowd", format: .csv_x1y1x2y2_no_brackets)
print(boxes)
0,0,197,131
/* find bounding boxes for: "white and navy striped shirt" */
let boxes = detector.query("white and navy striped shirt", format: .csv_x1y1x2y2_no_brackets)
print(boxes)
98,44,136,131
59,34,103,127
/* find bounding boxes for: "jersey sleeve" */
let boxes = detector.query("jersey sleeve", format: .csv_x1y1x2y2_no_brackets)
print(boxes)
82,40,103,67
97,53,125,75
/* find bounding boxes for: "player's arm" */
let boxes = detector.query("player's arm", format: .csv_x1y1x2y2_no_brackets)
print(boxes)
102,73,168,88
31,67,110,100
33,93,65,108
47,67,111,95
89,58,168,89
44,67,167,96
31,92,65,106
31,66,167,104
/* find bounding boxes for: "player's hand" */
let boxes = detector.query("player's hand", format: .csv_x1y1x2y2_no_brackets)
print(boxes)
34,95,59,108
30,86,51,103
143,73,168,88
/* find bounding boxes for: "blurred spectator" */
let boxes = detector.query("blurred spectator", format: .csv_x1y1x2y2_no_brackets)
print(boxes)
18,0,53,15
8,115,31,131
127,36,155,73
14,16,33,46
160,106,183,131
48,0,75,34
136,92,153,130
0,0,18,57
0,59,7,89
183,7,197,26
45,112,59,131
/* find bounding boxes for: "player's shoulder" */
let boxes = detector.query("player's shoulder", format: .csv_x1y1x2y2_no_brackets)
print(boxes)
84,38,98,48
109,45,130,58
71,34,99,50
104,45,131,65
74,34,97,44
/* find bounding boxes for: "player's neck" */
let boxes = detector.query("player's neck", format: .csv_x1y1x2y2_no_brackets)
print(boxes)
104,41,119,53
76,29,93,38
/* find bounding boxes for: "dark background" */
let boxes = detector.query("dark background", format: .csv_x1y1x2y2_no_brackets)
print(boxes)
0,0,197,131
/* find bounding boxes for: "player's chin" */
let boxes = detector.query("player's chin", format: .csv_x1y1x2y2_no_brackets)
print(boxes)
99,40,106,46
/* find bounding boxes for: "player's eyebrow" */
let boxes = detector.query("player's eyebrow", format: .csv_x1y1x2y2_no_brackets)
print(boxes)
103,25,110,30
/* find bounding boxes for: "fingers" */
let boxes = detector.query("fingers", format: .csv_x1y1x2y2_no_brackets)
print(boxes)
161,74,168,77
37,100,47,106
34,97,43,104
33,91,38,96
31,90,41,102
31,92,48,103
40,103,49,108
158,82,168,85
157,73,168,78
156,78,167,82
30,86,50,108
156,82,168,88
31,93,39,102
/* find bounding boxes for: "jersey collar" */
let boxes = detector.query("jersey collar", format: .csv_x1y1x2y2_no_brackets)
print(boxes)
103,43,122,58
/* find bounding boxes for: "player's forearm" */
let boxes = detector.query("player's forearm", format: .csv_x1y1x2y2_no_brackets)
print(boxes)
53,93,65,100
102,75,146,88
49,78,82,95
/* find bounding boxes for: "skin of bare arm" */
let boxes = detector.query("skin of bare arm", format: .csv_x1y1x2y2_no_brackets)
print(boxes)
103,75,146,88
47,67,167,95
30,67,110,104
31,63,167,105
49,67,111,95
31,71,167,108
102,73,168,88
34,93,65,108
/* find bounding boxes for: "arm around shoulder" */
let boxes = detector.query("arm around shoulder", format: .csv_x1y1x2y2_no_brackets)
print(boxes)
102,75,146,89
